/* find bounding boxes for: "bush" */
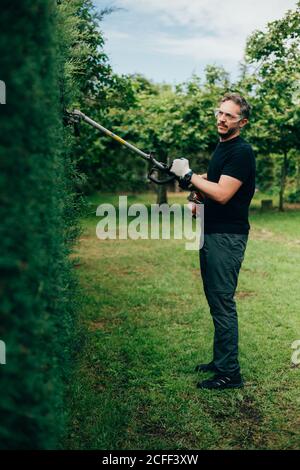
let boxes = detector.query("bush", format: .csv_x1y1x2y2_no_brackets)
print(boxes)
0,0,80,449
287,189,300,203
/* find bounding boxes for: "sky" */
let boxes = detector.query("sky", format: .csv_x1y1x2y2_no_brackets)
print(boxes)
94,0,298,85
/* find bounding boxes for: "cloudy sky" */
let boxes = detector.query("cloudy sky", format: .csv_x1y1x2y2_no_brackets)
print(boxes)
94,0,297,84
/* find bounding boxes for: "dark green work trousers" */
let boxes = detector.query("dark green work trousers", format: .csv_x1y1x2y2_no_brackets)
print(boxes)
199,233,248,376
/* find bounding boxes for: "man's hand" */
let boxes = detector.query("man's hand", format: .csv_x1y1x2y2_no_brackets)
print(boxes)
170,158,190,178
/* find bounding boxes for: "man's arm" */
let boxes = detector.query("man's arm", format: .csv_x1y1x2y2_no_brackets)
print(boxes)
170,158,242,205
194,173,207,200
191,174,242,205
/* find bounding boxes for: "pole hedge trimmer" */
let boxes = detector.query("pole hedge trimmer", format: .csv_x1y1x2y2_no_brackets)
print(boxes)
65,109,178,186
64,109,204,208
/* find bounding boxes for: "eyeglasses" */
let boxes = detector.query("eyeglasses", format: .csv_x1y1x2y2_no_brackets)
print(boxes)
214,109,242,122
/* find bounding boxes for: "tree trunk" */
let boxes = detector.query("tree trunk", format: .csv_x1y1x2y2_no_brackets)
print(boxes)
156,176,168,204
152,150,168,204
279,152,288,211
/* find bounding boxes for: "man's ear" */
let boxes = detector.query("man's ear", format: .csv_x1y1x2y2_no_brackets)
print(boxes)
239,118,248,129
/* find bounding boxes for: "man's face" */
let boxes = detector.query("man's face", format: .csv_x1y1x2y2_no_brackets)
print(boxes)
216,100,247,140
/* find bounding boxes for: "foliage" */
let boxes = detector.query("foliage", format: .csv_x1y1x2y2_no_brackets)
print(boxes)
255,154,275,192
287,189,300,203
0,0,106,449
82,66,236,198
244,1,300,209
60,1,138,193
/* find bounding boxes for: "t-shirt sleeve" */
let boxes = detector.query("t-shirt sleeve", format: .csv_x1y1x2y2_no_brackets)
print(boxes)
221,146,253,183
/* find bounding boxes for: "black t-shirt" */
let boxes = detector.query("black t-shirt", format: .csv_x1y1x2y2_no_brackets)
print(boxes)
204,135,256,234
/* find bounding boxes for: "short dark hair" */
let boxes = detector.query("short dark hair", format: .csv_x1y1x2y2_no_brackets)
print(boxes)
220,93,251,119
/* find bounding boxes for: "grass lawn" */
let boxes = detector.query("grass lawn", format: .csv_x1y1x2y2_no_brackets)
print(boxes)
65,191,300,450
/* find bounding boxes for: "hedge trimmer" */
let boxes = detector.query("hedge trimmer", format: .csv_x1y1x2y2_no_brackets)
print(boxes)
64,109,204,212
65,109,177,186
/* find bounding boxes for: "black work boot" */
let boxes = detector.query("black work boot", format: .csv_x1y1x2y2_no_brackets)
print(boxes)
197,373,244,390
194,361,218,373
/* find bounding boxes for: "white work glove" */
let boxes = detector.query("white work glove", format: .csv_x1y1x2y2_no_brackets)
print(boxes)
170,158,190,178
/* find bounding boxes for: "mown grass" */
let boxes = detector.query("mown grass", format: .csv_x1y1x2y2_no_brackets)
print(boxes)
65,191,300,450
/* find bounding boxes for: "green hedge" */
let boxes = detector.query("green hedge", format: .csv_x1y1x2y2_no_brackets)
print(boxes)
0,0,80,449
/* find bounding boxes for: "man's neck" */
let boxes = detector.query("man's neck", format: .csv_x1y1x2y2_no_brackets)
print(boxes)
219,130,240,142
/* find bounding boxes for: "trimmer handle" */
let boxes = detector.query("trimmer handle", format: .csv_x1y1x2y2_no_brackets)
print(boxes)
148,154,177,185
148,167,177,185
148,161,177,185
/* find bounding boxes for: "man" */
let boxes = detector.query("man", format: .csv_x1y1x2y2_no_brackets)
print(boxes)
170,93,256,390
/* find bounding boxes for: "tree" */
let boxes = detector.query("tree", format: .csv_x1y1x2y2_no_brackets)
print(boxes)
63,1,138,193
245,2,300,210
